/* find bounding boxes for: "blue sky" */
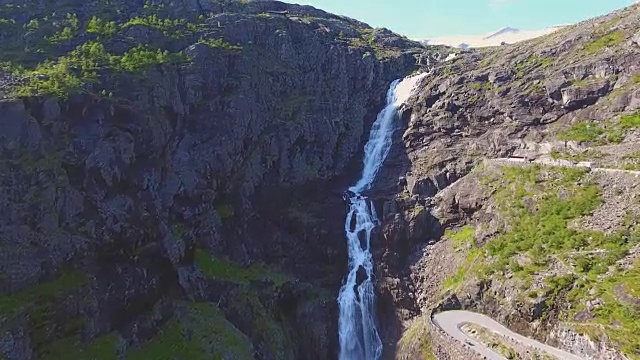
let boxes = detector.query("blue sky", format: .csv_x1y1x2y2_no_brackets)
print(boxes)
291,0,636,38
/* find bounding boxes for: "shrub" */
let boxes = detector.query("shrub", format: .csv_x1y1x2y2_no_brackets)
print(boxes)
197,37,242,51
14,41,187,98
557,122,605,143
118,45,186,73
557,113,640,145
123,14,201,38
46,13,79,43
619,111,640,131
584,30,625,53
86,16,119,36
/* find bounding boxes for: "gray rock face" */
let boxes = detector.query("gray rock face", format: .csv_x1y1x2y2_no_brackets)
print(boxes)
370,3,640,359
545,76,571,101
0,1,435,358
633,31,640,46
561,80,611,110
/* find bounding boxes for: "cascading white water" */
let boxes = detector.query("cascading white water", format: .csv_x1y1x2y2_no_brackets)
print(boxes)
338,73,428,360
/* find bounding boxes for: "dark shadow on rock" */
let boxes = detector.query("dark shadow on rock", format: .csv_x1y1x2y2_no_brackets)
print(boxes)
366,106,417,360
367,99,455,359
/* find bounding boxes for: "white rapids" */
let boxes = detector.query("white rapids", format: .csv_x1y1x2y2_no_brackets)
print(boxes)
338,73,427,360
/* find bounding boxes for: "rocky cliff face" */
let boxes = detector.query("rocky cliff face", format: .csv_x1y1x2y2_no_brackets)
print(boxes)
7,0,639,359
0,1,438,359
373,4,640,360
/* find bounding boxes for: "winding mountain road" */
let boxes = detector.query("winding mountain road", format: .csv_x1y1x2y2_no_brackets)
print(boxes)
432,311,584,360
431,157,633,359
490,157,640,176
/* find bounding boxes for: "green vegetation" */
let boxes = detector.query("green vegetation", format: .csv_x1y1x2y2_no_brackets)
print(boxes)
399,318,436,360
25,18,40,31
192,249,296,358
568,262,640,356
461,323,553,359
483,166,606,278
557,112,640,145
447,225,475,251
11,41,188,98
118,45,187,73
618,111,640,131
0,18,16,26
197,37,242,51
86,16,118,37
40,333,120,360
442,226,480,291
171,223,187,239
0,7,221,99
194,249,290,286
123,14,201,38
496,343,520,360
584,30,626,53
46,13,79,43
226,288,293,359
0,271,86,316
594,16,622,34
47,302,255,360
358,28,376,46
557,122,608,143
570,78,603,88
523,80,544,95
442,252,477,291
550,149,604,162
496,86,507,93
479,54,495,69
447,164,640,357
442,65,455,77
0,271,88,357
471,81,493,91
345,27,399,60
515,55,554,78
128,302,254,360
215,203,235,218
622,152,640,171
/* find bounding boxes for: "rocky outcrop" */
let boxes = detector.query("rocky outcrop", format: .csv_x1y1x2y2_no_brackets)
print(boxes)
561,80,611,110
372,3,640,360
0,0,438,358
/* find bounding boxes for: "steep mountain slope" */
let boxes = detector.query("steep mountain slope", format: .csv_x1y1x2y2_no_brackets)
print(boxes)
374,3,640,360
0,1,436,359
4,0,640,359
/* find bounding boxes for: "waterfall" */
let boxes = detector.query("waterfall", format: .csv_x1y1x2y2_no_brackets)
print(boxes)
338,73,428,360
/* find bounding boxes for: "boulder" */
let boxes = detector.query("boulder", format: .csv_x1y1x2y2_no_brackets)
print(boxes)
561,80,611,110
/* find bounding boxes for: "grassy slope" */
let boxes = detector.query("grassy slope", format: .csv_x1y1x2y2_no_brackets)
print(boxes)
0,3,239,99
0,249,295,359
442,164,640,358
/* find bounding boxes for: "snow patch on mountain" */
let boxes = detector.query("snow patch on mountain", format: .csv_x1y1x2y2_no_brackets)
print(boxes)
419,25,566,49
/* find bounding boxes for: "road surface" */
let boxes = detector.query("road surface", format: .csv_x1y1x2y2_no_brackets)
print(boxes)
432,310,584,360
431,157,629,359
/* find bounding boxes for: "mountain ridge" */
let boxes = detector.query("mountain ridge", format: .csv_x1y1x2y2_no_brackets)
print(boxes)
419,25,566,48
1,0,640,359
0,1,432,358
377,2,640,359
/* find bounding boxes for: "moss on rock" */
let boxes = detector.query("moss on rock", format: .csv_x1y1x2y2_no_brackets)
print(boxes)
194,249,290,286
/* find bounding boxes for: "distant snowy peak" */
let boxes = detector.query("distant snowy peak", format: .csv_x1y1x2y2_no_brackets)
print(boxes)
419,25,566,49
484,26,520,39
